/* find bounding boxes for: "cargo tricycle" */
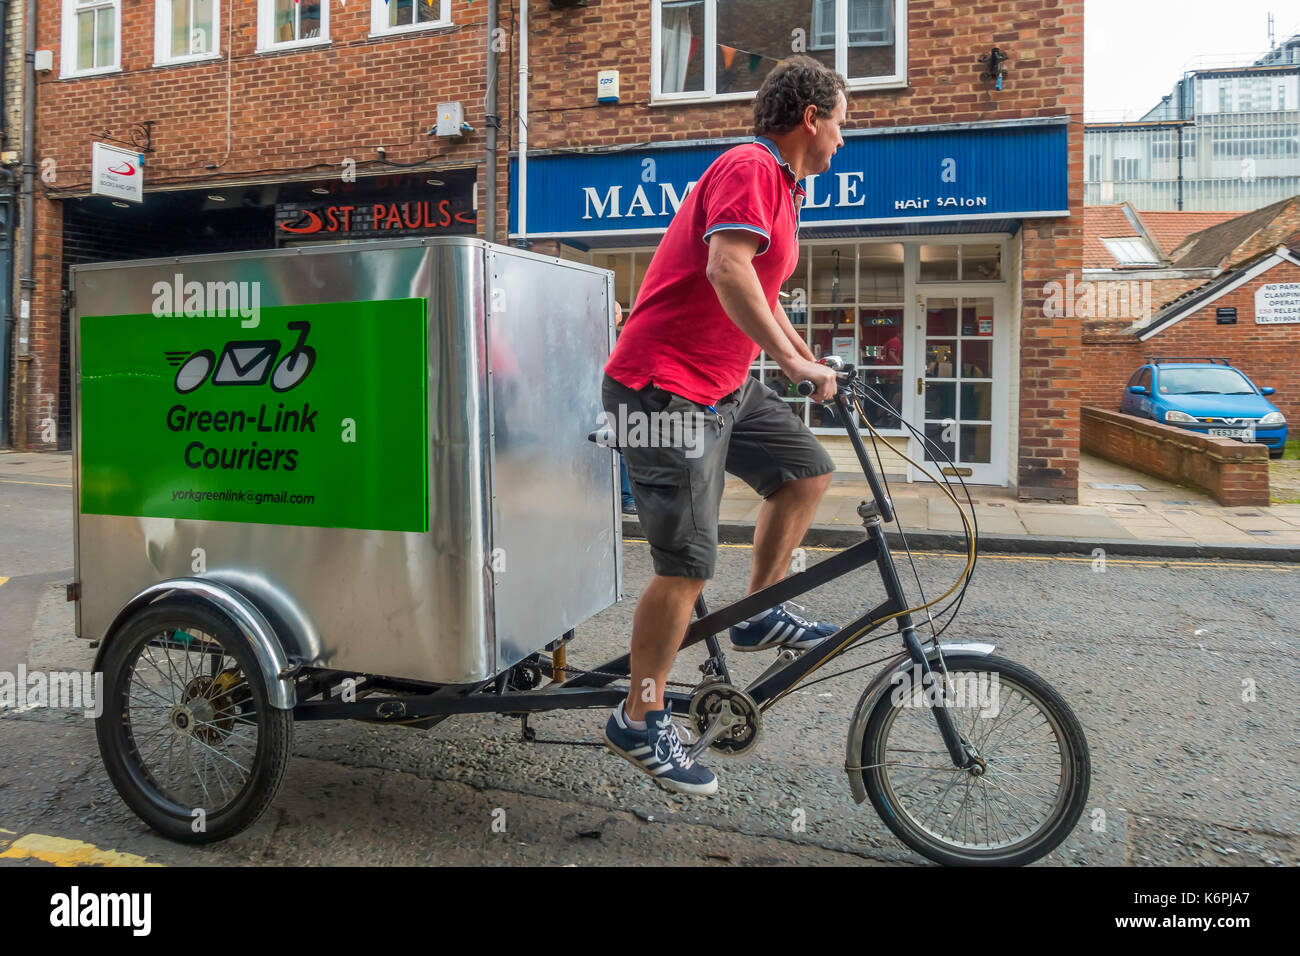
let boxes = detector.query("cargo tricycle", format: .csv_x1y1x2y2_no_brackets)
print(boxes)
72,238,1089,866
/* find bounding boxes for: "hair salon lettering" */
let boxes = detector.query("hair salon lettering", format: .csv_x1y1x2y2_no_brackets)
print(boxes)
580,175,987,221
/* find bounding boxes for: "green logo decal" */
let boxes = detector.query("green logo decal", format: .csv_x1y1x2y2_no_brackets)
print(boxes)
80,298,429,533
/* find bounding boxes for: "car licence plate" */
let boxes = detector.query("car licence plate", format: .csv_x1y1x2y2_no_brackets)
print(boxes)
1208,428,1245,438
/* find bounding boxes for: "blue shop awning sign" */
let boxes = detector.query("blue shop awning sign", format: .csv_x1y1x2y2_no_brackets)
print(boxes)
510,119,1068,239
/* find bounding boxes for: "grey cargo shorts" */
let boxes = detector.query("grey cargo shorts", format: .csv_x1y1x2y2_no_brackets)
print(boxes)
602,373,834,579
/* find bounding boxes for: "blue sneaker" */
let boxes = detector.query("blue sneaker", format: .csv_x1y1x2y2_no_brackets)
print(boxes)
729,603,837,653
603,701,718,796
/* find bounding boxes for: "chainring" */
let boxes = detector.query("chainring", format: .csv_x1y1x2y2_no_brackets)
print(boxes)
687,682,762,756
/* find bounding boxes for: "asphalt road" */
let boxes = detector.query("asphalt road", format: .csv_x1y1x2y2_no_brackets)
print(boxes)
1,470,1297,866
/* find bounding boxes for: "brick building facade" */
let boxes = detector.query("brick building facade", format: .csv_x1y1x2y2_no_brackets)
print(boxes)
519,0,1085,499
1082,196,1300,426
15,1,1085,501
17,0,515,450
1082,252,1300,427
0,0,23,446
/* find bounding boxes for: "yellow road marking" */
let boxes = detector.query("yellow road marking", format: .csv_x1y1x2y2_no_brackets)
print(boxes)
624,537,1297,571
0,577,8,588
0,833,163,867
0,478,70,488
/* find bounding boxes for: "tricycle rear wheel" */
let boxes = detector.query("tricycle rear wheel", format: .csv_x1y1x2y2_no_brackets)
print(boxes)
96,599,293,844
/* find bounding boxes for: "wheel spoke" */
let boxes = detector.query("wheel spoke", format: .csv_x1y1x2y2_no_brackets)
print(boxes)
871,665,1081,856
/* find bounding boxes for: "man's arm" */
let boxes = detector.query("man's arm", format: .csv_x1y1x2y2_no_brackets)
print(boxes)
774,299,816,364
705,231,835,401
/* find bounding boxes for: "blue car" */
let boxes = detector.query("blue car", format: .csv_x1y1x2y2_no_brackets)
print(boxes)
1121,359,1288,458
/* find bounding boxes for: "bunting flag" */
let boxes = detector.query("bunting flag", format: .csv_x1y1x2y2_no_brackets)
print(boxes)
748,53,762,73
720,44,736,70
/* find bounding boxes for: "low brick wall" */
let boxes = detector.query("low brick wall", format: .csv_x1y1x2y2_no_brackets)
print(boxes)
1081,407,1269,507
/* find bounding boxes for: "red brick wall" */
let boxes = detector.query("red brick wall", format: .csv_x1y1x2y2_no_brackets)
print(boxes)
18,0,1085,482
18,1,514,447
1082,259,1300,425
36,3,500,192
527,0,1084,145
526,0,1086,500
1082,406,1269,507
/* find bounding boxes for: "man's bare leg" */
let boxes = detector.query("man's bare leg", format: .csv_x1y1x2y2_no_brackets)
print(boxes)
747,472,832,594
624,574,707,722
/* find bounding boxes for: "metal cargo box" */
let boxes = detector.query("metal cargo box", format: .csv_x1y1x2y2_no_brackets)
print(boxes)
71,237,621,684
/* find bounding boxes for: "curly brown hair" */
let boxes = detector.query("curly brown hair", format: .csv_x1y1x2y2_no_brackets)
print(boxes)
752,56,847,137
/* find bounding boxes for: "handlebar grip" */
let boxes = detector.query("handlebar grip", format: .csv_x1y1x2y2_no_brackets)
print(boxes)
797,380,815,396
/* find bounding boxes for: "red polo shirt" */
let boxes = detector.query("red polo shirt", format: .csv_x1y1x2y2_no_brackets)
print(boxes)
604,137,805,406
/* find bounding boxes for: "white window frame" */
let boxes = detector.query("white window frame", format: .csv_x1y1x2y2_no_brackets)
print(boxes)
61,0,122,78
155,0,222,67
256,0,330,54
369,0,452,39
810,0,894,51
651,0,906,105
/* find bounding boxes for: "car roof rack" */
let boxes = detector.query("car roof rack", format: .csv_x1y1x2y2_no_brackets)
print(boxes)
1147,356,1232,366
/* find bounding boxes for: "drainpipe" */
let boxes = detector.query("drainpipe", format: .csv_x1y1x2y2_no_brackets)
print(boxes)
484,0,499,243
15,0,35,447
0,0,10,446
517,0,527,244
0,167,13,448
1176,72,1190,211
1,1,7,136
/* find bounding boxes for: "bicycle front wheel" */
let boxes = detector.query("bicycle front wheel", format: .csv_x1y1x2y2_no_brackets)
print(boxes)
861,653,1090,866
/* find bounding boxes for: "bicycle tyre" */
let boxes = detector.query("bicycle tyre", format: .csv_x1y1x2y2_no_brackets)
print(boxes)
861,653,1090,866
95,599,294,844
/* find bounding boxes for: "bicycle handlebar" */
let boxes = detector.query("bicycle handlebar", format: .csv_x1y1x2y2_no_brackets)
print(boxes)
797,368,854,398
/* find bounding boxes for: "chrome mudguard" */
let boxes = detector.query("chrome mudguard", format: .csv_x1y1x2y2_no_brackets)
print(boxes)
843,642,996,803
92,578,296,710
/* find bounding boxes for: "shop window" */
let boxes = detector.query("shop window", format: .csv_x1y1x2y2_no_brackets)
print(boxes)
371,0,451,37
62,0,121,76
585,249,662,313
596,253,635,309
762,240,909,432
963,244,1001,280
632,254,653,306
859,242,904,298
919,243,1003,282
257,0,328,51
155,0,219,65
811,247,852,304
919,245,959,282
654,0,906,102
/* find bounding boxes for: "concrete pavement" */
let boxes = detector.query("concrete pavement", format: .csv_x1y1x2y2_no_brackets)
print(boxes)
704,453,1300,561
7,448,1300,559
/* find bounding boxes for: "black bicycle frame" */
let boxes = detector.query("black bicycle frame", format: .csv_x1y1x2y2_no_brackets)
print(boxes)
293,391,974,769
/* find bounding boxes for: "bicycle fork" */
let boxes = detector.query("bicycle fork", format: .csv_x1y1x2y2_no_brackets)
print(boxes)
871,520,975,771
899,626,975,769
